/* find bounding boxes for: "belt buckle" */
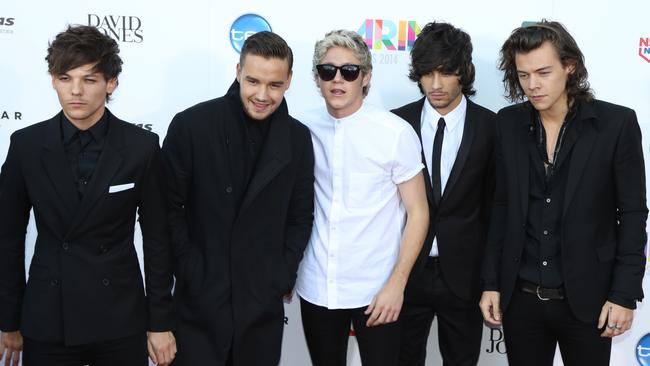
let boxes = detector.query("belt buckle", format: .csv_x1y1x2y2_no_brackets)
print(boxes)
536,286,550,301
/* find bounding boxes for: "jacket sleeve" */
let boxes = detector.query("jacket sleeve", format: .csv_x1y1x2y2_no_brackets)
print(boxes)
608,108,647,308
138,135,175,331
0,134,31,331
161,113,194,277
481,113,507,292
282,126,315,292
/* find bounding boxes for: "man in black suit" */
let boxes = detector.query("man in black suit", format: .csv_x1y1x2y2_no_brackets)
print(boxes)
392,22,496,366
0,25,176,366
479,20,647,366
162,31,314,366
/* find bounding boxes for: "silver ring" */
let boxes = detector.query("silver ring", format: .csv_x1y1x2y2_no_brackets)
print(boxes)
614,324,622,330
607,324,616,329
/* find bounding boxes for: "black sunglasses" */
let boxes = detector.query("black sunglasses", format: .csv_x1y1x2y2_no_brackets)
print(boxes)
316,64,362,82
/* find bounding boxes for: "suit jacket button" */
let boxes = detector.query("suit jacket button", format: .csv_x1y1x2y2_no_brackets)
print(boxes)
50,279,59,286
99,245,108,253
102,278,110,286
225,186,233,194
62,242,69,250
513,257,520,262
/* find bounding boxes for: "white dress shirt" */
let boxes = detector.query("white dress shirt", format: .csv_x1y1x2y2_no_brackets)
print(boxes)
296,103,424,309
421,95,467,257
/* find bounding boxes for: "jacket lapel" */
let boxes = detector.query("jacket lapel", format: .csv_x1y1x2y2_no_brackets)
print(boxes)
239,101,291,212
66,112,124,235
442,100,476,201
516,113,532,220
563,103,598,218
42,113,81,216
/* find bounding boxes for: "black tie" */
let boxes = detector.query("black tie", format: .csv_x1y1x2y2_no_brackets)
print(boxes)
432,117,445,205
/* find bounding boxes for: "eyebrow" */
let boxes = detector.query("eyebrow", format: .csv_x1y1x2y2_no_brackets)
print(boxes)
517,66,552,74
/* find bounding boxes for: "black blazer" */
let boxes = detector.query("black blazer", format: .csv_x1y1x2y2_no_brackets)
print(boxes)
0,110,174,345
392,97,496,301
482,100,647,322
162,81,314,365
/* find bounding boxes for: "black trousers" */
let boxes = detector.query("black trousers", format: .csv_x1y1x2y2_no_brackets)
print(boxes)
503,287,611,366
23,333,147,366
300,297,401,366
398,257,482,366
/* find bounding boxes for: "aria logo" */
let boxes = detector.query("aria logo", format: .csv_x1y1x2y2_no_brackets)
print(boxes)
636,333,650,366
229,14,272,53
88,14,143,43
0,17,15,34
357,19,421,51
639,38,650,63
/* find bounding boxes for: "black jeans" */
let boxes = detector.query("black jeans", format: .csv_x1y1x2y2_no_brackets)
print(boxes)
300,297,401,366
503,288,611,366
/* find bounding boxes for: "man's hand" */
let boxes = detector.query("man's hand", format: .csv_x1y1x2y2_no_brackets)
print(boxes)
0,331,22,366
147,331,177,366
479,291,502,326
364,276,405,327
598,301,634,338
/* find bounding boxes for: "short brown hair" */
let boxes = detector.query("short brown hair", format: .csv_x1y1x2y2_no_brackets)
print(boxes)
46,25,123,101
239,31,293,72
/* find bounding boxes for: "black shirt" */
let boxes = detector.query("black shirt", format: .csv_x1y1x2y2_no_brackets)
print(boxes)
61,113,108,197
519,107,579,288
242,112,271,186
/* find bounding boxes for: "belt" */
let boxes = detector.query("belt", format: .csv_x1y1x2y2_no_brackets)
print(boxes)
519,280,565,300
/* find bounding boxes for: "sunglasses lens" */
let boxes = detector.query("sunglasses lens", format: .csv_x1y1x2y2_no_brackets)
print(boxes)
317,65,337,81
340,65,361,81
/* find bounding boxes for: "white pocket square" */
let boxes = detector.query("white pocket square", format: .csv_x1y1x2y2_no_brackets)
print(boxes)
109,183,135,193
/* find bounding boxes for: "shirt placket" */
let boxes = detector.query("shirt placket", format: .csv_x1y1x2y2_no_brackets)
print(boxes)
327,118,344,307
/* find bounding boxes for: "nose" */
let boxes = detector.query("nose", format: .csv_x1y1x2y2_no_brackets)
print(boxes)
255,85,268,101
526,74,540,90
431,72,443,89
71,79,83,96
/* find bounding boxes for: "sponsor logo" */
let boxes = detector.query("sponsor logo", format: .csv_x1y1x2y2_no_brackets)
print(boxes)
357,19,421,51
0,110,22,120
486,328,507,354
229,14,272,53
0,17,15,34
88,14,143,43
637,333,650,365
132,123,152,131
639,38,650,63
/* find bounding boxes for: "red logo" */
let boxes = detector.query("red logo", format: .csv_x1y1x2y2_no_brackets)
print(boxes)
640,38,650,63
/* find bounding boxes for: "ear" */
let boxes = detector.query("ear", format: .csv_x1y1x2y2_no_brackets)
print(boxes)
236,63,242,83
106,77,118,94
362,71,371,88
564,61,576,75
285,70,293,90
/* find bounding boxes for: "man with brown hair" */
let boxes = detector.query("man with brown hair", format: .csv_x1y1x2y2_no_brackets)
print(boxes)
480,20,646,366
0,25,176,366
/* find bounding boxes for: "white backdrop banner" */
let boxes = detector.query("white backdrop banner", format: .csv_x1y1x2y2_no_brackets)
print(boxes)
1,0,649,365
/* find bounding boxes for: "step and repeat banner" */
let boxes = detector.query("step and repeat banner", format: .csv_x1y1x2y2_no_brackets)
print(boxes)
1,0,649,365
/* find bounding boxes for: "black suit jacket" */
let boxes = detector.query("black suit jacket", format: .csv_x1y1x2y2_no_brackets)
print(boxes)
162,81,314,365
392,97,496,301
0,110,174,345
482,100,647,322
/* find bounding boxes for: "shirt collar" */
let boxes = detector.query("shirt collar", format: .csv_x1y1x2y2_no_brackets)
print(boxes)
60,111,109,145
423,94,467,132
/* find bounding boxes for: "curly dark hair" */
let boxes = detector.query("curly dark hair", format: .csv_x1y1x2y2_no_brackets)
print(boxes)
46,25,123,102
409,22,476,96
499,20,593,104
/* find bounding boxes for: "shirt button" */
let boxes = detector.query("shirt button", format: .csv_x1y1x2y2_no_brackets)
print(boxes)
102,278,110,286
542,260,548,266
225,186,233,194
50,279,59,286
543,230,549,235
62,242,69,250
545,198,551,203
